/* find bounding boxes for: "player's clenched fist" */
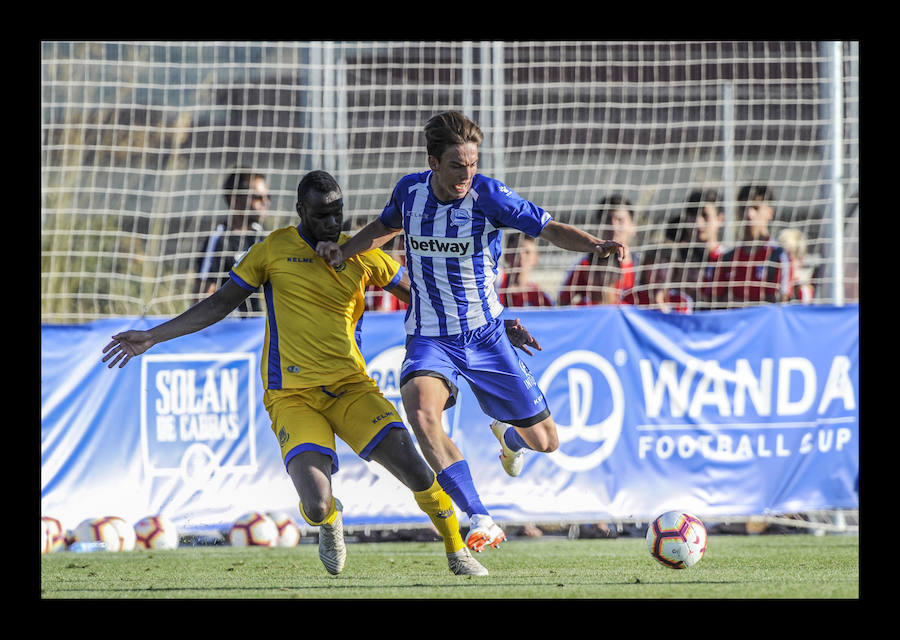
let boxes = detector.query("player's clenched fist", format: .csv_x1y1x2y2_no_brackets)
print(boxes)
315,240,343,267
594,240,626,261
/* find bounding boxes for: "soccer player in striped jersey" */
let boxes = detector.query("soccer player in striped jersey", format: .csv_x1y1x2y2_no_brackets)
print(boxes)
316,111,624,552
102,170,490,577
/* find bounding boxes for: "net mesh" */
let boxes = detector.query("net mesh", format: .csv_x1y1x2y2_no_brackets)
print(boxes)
41,41,860,322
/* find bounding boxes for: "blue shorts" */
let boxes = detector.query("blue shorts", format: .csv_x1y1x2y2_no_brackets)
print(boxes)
399,318,550,427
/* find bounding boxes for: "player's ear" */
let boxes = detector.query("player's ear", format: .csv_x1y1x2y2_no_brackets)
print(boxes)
427,154,439,171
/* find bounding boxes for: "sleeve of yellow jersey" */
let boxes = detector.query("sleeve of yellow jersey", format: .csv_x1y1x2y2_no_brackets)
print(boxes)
360,247,404,292
229,236,269,292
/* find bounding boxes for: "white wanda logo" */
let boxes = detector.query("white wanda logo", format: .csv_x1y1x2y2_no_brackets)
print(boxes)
538,350,625,471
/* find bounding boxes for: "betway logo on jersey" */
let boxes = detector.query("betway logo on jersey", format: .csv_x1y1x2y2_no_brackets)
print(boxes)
407,235,474,257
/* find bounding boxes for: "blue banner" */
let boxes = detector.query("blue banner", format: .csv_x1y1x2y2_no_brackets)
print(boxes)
41,305,859,531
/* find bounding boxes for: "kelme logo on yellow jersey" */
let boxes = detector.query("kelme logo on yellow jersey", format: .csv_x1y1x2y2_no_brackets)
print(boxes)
372,410,395,424
278,426,290,446
334,262,347,272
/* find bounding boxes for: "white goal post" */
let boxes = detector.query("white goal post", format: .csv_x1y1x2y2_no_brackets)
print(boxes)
41,41,859,322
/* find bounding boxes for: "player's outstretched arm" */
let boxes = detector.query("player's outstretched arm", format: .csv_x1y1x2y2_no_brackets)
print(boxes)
102,280,252,369
316,218,403,267
539,220,625,261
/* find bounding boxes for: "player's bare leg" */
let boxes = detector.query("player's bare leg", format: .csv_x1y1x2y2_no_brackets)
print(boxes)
369,428,488,576
401,375,505,552
287,451,334,521
491,415,559,477
400,376,464,472
368,426,436,492
513,415,559,453
287,451,345,575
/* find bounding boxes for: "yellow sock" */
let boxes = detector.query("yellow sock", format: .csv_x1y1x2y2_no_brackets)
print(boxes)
299,497,338,526
413,477,464,553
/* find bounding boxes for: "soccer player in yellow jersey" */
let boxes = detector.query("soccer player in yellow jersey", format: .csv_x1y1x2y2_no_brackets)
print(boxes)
102,170,491,576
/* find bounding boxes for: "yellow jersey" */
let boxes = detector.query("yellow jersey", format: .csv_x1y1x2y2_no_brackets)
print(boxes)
229,226,404,390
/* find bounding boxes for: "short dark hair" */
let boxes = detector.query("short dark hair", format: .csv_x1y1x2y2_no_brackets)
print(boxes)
596,194,633,224
504,232,536,252
424,111,484,160
684,189,721,220
664,190,721,243
223,170,266,208
593,194,634,245
736,184,775,217
297,170,341,203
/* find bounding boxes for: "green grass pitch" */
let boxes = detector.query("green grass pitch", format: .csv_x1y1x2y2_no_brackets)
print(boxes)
40,535,858,599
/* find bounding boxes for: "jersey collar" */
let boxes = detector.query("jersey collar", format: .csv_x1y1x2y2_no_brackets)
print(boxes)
296,224,317,250
427,170,476,205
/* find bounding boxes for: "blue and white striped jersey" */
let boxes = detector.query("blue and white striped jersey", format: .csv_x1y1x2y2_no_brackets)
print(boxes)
379,171,552,337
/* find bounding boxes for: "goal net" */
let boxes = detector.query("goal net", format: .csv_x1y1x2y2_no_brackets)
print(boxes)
41,41,860,322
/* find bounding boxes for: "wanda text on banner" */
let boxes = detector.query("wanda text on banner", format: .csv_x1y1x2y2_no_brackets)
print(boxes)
40,306,858,530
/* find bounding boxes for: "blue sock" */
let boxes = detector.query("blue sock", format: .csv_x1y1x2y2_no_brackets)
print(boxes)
436,460,488,519
503,426,532,452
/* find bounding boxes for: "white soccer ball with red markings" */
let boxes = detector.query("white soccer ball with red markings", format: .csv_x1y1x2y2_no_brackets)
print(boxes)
42,516,66,554
134,515,180,550
106,516,136,551
228,512,279,547
646,511,708,569
267,511,302,547
73,516,134,551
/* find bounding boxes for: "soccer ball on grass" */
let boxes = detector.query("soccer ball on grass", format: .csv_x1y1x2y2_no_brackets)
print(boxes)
646,511,707,569
134,515,180,550
228,511,279,547
41,516,66,554
72,516,136,552
267,511,302,547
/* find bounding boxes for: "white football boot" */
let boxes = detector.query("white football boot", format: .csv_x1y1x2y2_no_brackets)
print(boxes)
465,513,507,553
318,498,346,575
490,420,525,477
447,546,489,575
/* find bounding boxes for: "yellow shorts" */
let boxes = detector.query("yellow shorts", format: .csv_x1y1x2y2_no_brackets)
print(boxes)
264,371,405,474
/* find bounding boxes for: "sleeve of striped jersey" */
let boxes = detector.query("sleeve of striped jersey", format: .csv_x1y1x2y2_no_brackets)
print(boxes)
361,248,403,290
378,179,407,229
229,239,267,291
481,178,552,237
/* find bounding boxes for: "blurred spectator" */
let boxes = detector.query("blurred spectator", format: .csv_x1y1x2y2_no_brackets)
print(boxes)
778,228,815,303
709,184,792,308
365,235,409,312
558,195,638,306
681,188,728,311
627,189,728,312
196,169,270,313
621,207,681,311
498,233,553,308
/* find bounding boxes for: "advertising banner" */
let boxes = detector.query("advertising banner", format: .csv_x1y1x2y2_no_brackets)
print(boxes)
41,305,859,531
